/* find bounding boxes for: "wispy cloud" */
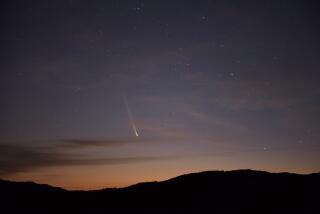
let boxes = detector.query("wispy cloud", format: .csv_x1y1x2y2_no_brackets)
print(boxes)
59,138,146,148
0,139,177,176
209,79,319,110
178,78,320,111
182,105,251,133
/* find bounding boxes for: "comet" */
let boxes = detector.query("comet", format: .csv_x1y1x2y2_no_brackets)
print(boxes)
123,94,139,137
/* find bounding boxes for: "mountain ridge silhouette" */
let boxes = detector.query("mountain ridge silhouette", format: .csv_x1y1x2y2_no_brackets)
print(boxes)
1,169,319,213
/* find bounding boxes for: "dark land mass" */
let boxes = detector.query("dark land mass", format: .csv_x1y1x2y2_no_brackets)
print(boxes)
1,169,319,213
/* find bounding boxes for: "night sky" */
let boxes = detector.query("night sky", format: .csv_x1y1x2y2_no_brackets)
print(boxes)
1,0,320,189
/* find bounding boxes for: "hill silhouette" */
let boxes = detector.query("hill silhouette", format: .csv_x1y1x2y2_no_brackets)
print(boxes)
1,169,319,214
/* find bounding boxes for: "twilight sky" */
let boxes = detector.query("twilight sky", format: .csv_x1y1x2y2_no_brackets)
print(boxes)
1,0,320,190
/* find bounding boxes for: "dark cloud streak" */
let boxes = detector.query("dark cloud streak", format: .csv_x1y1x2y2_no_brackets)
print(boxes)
0,141,173,176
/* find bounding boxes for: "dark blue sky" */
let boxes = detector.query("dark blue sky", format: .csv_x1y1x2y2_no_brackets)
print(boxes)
1,0,320,189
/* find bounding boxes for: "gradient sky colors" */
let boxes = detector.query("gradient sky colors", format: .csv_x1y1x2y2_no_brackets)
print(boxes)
1,0,320,190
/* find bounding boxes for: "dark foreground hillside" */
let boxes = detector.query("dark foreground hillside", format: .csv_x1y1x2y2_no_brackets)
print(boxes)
1,170,319,214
